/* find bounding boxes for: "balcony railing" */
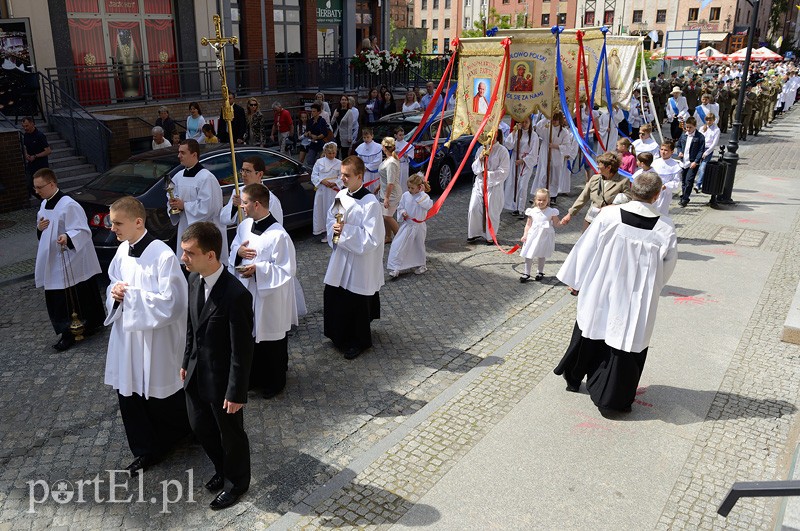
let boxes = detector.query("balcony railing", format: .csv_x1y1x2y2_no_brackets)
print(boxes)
43,55,453,109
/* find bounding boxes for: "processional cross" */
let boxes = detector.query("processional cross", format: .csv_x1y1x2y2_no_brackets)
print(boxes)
201,15,243,222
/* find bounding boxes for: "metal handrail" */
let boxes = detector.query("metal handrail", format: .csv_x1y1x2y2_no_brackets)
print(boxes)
39,71,111,136
717,480,800,516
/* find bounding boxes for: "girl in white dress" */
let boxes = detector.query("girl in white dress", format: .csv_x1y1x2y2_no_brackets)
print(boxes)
311,142,342,242
649,139,683,218
519,188,560,282
387,173,433,278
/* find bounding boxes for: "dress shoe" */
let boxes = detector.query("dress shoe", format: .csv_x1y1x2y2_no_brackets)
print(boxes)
466,236,481,244
53,335,75,352
125,455,153,476
485,240,494,245
510,210,520,216
344,346,363,360
209,490,241,510
205,473,224,492
262,384,285,399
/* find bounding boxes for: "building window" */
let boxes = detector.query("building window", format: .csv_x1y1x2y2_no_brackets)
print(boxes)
433,19,438,29
65,0,180,105
632,10,642,23
464,16,471,28
445,0,451,7
688,8,699,21
465,0,471,5
709,7,721,21
432,38,438,53
444,19,450,28
422,19,427,28
433,0,438,8
604,10,614,25
503,0,509,3
422,0,427,8
444,37,450,50
656,9,666,22
480,0,487,6
584,11,595,25
541,13,550,26
557,13,566,24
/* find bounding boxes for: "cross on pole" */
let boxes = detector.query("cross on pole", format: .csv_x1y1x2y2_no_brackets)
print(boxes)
201,14,244,222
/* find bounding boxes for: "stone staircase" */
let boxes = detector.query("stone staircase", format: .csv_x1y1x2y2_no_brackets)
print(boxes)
40,124,101,193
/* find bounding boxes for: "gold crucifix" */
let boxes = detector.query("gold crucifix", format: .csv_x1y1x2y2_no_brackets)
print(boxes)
201,14,243,222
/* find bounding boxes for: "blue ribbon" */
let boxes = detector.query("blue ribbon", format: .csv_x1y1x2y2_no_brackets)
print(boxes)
553,27,633,181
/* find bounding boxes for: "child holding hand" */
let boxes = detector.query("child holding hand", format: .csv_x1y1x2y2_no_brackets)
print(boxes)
519,188,560,282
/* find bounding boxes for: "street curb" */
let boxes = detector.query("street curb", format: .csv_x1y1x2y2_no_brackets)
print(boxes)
0,273,33,288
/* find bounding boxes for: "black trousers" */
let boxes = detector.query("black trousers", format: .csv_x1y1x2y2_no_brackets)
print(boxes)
669,120,681,141
185,378,250,495
323,285,380,351
250,334,288,391
45,276,105,336
117,389,191,458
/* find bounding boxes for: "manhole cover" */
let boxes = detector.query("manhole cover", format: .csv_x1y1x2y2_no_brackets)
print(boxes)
427,238,474,253
0,220,15,230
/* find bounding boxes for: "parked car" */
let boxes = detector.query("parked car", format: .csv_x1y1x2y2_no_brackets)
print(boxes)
70,144,315,268
356,110,479,194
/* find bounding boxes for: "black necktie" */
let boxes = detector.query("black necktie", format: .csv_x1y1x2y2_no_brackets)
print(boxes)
128,244,135,256
198,278,206,317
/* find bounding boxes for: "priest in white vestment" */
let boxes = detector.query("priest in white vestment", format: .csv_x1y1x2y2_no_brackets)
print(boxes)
324,156,385,360
503,116,540,216
168,139,227,265
219,156,284,227
467,131,510,244
34,168,104,352
230,183,298,398
311,142,343,241
104,197,190,475
554,171,677,414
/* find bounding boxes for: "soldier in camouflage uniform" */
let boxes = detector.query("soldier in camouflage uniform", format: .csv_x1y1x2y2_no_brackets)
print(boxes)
716,81,732,133
741,84,756,141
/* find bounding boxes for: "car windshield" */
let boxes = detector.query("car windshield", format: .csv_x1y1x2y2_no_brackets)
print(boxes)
85,160,174,195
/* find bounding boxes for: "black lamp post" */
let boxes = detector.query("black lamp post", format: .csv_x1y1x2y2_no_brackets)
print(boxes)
719,0,759,206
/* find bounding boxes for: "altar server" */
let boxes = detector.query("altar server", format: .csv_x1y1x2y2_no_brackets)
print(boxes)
387,173,433,278
533,112,570,203
468,131,510,244
311,142,342,242
104,196,190,475
354,128,383,193
34,168,104,352
503,116,540,217
650,139,683,217
220,156,283,227
229,184,298,398
324,156,385,360
554,172,677,414
168,139,228,265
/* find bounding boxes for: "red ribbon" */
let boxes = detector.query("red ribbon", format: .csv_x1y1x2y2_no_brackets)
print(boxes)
397,51,458,160
576,30,602,171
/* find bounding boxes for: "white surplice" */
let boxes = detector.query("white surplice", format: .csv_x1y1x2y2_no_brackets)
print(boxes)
503,127,540,212
168,165,228,264
468,143,510,241
35,193,101,289
220,190,283,227
533,119,570,197
557,201,677,353
324,188,385,296
632,137,660,157
387,190,433,271
103,237,187,399
229,218,298,341
651,156,683,217
355,141,383,193
311,156,342,235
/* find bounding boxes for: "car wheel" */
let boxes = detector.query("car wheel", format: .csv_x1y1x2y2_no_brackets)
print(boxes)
432,159,455,194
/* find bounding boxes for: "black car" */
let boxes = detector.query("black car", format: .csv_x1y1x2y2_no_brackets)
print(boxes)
71,144,315,268
359,110,479,194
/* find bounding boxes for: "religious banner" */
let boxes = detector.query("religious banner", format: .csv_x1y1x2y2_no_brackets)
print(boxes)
450,37,510,145
498,28,641,117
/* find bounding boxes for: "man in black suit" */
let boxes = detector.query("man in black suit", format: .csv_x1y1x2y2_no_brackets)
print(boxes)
179,221,254,510
675,116,706,208
217,92,247,144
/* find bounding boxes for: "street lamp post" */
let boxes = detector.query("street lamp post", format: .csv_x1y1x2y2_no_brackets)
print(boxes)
718,0,759,206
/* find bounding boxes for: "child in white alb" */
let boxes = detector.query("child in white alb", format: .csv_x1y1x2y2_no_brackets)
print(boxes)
387,173,433,278
519,188,560,282
650,138,683,218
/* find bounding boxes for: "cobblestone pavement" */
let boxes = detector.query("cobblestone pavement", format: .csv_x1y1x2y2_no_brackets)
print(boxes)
1,114,799,530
